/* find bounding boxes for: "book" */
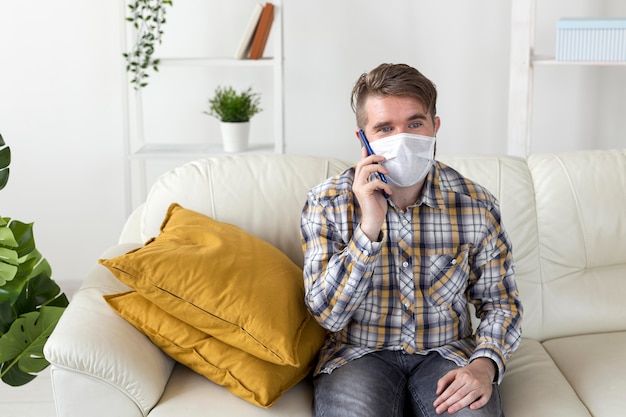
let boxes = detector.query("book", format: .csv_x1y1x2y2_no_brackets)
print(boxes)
248,2,275,59
234,4,264,59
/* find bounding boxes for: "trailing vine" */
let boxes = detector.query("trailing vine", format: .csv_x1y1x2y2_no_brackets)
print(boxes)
123,0,173,89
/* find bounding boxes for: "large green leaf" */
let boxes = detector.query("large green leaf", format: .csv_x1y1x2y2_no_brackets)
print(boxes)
0,219,50,297
13,273,68,317
0,220,18,247
0,133,9,190
0,261,18,287
0,306,65,386
0,146,10,170
0,222,19,286
0,247,18,266
8,220,36,258
0,300,11,335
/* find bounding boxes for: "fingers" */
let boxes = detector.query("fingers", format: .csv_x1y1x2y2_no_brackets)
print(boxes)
433,369,493,415
354,154,391,197
353,152,390,240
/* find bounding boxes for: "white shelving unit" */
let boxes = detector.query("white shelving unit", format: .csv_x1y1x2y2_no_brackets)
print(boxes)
121,1,284,213
507,0,626,156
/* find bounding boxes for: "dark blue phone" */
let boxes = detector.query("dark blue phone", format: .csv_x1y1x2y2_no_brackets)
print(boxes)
358,129,389,198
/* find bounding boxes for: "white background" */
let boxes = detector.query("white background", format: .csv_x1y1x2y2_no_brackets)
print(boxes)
0,0,624,291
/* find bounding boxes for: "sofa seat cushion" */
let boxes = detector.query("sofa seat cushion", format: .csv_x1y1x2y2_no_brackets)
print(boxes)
500,339,590,417
149,364,313,417
543,331,626,417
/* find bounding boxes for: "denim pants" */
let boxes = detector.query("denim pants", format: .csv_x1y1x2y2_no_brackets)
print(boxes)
313,350,503,417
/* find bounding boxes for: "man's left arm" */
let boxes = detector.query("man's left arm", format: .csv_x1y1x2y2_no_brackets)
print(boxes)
468,208,523,382
434,207,523,414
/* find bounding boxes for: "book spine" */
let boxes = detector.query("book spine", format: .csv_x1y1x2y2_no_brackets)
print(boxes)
248,2,275,60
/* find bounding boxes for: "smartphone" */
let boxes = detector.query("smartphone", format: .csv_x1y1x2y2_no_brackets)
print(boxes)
358,129,389,198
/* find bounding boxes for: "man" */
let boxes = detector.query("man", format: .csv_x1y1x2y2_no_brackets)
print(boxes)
300,63,522,416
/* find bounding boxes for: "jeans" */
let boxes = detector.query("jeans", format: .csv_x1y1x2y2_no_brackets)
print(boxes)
313,350,503,417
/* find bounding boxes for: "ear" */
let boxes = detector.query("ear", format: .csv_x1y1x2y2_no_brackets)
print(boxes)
355,129,364,146
434,116,441,136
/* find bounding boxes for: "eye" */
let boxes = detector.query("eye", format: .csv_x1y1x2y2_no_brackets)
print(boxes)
409,122,423,129
379,126,392,133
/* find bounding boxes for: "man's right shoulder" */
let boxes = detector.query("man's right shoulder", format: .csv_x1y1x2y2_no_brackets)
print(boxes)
308,166,355,203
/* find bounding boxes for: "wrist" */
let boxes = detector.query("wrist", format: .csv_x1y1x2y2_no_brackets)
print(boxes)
470,357,497,383
360,223,383,242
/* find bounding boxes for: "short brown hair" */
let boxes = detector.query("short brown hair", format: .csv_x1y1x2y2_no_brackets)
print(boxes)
350,63,438,129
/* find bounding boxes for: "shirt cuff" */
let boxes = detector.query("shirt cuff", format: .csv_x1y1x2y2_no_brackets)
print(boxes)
352,224,383,259
469,346,506,384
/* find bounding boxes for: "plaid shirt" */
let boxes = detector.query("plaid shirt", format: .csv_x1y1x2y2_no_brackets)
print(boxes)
300,161,522,383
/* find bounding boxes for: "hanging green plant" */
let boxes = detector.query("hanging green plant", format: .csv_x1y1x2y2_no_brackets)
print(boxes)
0,133,69,386
123,0,173,89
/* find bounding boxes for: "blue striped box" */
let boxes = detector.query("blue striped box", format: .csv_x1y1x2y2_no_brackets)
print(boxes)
556,18,626,61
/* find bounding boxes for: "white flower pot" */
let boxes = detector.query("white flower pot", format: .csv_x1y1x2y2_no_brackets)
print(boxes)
220,121,250,153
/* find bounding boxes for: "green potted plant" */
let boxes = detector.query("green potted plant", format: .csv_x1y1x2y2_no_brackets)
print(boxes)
0,132,69,386
204,86,262,153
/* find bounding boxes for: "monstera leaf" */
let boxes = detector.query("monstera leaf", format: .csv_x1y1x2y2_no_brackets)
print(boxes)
0,306,65,386
0,133,9,190
0,133,68,386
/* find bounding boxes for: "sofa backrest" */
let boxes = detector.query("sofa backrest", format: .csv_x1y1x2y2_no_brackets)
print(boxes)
136,150,626,343
443,149,626,341
138,154,351,268
527,150,626,340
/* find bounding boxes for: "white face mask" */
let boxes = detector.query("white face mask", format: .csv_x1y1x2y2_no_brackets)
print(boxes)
369,133,436,187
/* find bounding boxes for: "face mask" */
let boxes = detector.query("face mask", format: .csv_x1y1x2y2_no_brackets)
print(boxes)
369,133,436,187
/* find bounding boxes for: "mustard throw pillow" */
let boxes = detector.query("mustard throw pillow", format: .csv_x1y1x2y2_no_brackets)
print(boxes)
99,203,326,367
105,291,319,408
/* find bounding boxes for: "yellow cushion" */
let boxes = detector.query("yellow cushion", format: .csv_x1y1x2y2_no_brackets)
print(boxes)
99,203,326,367
105,291,319,408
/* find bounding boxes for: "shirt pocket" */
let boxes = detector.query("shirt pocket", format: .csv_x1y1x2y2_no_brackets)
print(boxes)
428,244,472,307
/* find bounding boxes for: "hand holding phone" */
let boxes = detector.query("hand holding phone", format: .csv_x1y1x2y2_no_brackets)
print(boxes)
358,129,389,199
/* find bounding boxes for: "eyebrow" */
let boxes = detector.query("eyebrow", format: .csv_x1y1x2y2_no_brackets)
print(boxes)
371,113,429,131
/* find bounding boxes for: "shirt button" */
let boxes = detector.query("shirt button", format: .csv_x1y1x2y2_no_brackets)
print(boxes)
451,259,457,265
402,261,409,268
363,249,369,256
404,302,410,308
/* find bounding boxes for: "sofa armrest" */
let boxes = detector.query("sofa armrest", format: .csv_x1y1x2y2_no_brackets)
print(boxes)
44,244,175,417
119,203,147,244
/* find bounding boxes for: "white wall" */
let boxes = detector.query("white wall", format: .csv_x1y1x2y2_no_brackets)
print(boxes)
0,1,127,292
1,0,624,291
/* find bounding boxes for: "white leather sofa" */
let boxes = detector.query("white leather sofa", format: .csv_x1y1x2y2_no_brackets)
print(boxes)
44,149,626,417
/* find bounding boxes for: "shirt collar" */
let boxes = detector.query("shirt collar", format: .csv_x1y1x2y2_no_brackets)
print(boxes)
399,162,445,210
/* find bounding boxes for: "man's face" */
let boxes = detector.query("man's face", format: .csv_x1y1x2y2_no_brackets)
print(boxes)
360,95,440,143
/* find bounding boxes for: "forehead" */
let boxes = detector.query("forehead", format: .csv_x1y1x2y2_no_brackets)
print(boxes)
364,95,427,125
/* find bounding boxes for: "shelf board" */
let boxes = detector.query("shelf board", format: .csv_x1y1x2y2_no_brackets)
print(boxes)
129,143,276,159
158,57,275,67
532,55,626,66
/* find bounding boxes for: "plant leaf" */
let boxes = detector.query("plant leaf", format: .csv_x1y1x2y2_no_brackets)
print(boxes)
0,143,9,168
0,306,65,386
0,299,13,336
13,273,68,318
0,222,18,248
0,247,18,266
8,220,35,258
0,138,9,191
0,260,18,287
0,171,8,191
0,361,36,386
